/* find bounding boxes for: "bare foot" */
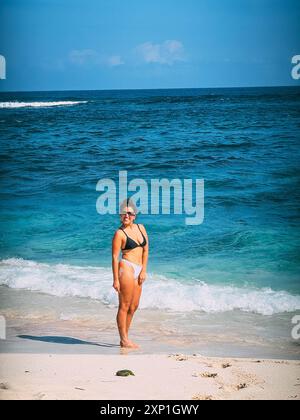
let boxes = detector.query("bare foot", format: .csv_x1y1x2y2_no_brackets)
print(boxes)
128,340,140,349
120,340,139,349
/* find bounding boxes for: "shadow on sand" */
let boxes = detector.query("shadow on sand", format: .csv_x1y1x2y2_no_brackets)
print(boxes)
18,335,120,348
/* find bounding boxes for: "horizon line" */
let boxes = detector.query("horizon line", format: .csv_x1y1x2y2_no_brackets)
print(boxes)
0,84,299,94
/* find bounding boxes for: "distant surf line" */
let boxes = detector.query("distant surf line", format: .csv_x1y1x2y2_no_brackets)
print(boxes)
0,101,88,108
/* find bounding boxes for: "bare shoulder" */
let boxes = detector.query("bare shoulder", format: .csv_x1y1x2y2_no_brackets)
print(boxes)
113,228,123,240
138,223,147,234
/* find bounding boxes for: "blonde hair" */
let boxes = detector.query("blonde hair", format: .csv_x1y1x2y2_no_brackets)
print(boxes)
119,197,138,216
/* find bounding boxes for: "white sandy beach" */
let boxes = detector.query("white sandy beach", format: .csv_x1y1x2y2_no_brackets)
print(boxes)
0,352,299,400
0,287,300,400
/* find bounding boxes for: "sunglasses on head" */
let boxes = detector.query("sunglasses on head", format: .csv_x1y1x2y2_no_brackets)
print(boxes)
120,211,135,217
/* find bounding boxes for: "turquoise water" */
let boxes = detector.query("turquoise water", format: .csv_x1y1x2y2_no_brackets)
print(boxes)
0,87,300,316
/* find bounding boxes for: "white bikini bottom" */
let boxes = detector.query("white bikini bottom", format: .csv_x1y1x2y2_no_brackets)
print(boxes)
120,258,143,280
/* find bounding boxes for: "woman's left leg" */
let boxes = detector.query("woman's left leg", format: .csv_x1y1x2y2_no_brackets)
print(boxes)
126,281,142,337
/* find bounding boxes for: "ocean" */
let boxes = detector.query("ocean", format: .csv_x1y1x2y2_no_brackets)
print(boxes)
0,87,300,357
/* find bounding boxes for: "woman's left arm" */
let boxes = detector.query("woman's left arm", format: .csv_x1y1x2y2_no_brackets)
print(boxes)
138,224,149,285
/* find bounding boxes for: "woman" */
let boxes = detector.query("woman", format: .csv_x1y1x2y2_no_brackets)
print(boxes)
112,199,149,349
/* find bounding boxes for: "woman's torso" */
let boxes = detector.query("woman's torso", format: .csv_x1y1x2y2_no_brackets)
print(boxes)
119,223,147,266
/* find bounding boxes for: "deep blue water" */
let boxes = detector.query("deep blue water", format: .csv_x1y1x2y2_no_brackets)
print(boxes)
0,87,299,297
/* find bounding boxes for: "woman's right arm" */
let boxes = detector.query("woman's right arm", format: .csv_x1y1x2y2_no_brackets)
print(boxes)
112,231,122,293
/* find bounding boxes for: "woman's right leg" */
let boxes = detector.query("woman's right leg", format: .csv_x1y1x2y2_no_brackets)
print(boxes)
117,260,138,348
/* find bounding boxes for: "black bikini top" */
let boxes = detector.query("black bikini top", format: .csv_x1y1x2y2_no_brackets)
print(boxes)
119,224,147,251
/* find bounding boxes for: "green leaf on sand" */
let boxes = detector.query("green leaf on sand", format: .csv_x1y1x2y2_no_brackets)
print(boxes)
116,369,135,377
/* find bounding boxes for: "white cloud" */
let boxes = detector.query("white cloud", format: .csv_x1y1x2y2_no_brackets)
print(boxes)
107,55,124,67
68,50,124,67
136,40,186,65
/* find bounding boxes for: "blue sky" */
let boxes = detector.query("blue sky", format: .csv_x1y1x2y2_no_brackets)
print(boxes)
0,0,299,91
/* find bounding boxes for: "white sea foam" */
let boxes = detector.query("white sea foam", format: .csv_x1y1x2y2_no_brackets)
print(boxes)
0,101,88,108
0,258,299,316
